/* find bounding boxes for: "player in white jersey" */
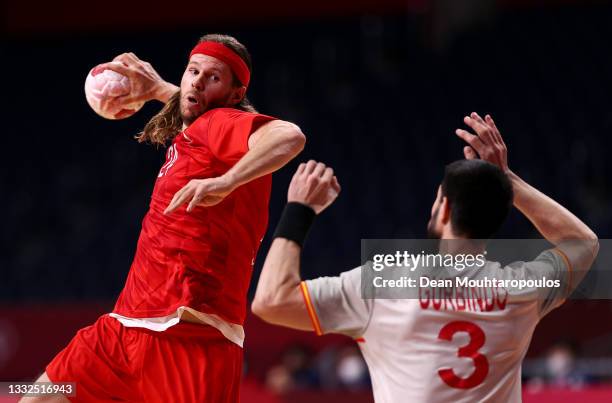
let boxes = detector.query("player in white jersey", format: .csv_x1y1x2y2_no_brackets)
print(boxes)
252,112,599,403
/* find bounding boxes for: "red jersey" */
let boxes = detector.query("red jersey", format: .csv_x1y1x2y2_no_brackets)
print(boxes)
113,108,276,326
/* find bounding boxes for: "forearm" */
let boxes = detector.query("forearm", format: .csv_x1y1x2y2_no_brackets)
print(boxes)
226,122,305,189
510,171,597,243
252,238,312,330
154,82,179,103
455,113,598,279
253,161,339,331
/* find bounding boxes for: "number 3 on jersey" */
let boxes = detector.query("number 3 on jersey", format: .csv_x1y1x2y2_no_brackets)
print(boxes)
438,321,489,389
158,144,178,178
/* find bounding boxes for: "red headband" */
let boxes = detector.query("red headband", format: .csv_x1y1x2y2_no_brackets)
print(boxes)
189,41,250,87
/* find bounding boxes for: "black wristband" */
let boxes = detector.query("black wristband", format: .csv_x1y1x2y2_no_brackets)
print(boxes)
273,202,316,247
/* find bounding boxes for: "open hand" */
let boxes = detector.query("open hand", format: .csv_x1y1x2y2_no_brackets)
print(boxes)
455,112,509,173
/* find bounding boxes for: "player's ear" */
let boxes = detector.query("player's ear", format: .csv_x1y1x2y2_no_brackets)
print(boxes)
440,196,451,224
431,186,442,216
230,86,246,106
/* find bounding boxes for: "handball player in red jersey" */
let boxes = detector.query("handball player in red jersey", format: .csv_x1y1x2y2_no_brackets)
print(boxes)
22,34,305,403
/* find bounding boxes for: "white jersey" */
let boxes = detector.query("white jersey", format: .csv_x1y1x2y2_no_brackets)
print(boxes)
301,249,572,403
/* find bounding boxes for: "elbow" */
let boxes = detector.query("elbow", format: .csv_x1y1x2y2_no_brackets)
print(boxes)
289,127,306,155
582,228,599,257
572,229,600,261
590,232,600,258
251,299,267,320
251,296,278,322
251,287,295,323
281,122,306,155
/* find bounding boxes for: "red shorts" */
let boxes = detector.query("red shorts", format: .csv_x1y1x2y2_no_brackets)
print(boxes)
46,314,242,403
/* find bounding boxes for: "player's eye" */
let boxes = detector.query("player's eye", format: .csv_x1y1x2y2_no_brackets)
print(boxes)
189,68,198,75
210,75,220,82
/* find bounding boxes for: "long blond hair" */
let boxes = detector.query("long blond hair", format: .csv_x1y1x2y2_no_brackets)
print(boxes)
137,34,257,147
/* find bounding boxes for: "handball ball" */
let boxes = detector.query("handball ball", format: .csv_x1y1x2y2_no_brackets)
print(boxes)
84,68,144,120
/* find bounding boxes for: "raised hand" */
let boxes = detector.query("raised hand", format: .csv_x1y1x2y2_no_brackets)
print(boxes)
287,160,341,214
455,112,509,173
92,52,178,105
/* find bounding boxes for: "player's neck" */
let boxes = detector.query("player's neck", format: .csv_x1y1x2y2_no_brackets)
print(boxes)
438,237,486,255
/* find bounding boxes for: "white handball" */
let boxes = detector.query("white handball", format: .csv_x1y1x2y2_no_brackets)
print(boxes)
84,68,144,120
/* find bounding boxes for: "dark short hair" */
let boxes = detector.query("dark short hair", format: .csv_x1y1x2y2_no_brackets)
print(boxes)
441,160,513,239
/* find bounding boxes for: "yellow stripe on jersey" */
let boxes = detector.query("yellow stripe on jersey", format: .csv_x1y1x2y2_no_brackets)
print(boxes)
300,281,323,336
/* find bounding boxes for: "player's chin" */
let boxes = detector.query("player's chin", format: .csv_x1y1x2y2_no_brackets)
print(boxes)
180,105,205,126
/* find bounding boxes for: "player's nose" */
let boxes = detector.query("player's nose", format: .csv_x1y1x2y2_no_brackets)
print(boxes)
191,74,206,91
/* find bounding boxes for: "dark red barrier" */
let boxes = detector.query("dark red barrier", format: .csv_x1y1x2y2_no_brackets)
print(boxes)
523,386,612,403
1,301,611,381
0,303,112,381
4,0,428,35
0,303,352,381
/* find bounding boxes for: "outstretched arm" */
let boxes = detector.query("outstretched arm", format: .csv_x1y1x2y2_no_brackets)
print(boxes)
456,112,599,270
252,161,341,330
164,120,306,213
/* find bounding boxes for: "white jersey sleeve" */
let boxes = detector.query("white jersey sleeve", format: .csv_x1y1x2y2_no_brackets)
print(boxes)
301,266,373,338
504,248,572,317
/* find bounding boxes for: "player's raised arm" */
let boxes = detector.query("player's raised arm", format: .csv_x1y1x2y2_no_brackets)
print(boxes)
230,120,306,187
164,119,306,213
94,52,179,104
455,112,599,278
252,161,341,330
